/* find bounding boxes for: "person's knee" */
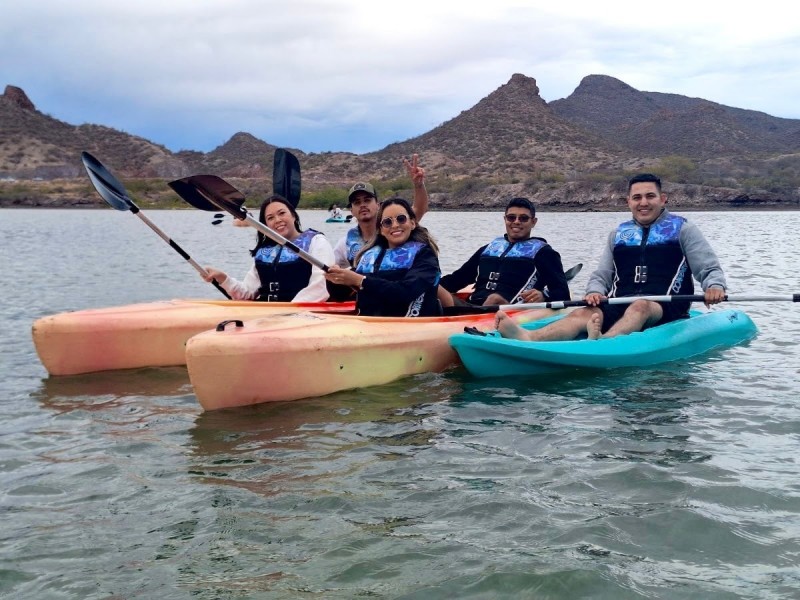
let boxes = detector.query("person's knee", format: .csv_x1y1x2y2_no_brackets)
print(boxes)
482,293,509,306
625,299,654,315
568,306,600,324
437,286,455,308
623,299,661,322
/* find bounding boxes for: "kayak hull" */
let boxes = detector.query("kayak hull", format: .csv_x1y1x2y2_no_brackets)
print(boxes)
186,309,556,410
32,299,354,376
325,217,350,223
449,309,758,378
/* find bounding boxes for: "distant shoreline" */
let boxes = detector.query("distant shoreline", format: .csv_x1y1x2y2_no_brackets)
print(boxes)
2,204,799,213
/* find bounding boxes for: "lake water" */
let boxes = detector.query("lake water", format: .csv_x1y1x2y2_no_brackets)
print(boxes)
2,208,800,599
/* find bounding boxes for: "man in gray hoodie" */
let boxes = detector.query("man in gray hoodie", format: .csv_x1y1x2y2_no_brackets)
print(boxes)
496,173,727,341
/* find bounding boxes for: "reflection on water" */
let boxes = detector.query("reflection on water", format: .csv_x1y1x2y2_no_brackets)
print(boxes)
34,367,193,405
3,209,800,599
188,375,459,499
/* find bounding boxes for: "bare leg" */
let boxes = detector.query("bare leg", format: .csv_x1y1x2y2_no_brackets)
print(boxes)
497,307,599,341
482,293,509,306
586,312,603,340
601,300,663,338
495,311,529,340
437,285,455,308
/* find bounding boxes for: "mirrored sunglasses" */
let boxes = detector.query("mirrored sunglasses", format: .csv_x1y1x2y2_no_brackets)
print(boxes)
504,214,531,223
380,214,409,228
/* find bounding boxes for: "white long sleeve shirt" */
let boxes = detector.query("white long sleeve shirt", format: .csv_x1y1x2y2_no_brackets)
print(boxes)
220,235,335,302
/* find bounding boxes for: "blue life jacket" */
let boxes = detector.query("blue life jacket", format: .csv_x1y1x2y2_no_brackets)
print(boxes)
345,227,366,266
356,241,441,317
471,236,547,304
610,213,693,297
254,229,320,302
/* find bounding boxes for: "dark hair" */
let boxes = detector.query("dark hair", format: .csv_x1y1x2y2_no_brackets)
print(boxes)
505,197,535,216
354,197,439,265
628,173,662,193
250,195,302,255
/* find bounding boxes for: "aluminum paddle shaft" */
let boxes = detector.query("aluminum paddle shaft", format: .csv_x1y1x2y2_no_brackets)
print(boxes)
501,294,800,311
81,151,231,298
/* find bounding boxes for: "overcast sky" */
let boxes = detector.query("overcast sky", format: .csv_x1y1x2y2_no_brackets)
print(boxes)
3,1,799,155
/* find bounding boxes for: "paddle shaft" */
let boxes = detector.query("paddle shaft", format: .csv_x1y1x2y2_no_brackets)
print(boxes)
242,213,330,272
500,294,800,311
81,152,231,299
137,211,231,298
130,208,230,294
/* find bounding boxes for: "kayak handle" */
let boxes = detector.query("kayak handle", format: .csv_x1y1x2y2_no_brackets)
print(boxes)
216,319,244,332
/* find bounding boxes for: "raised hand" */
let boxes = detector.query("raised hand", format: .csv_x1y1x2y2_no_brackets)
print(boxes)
403,154,425,187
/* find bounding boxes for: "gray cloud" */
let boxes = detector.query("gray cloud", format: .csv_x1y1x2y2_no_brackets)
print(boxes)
2,0,798,153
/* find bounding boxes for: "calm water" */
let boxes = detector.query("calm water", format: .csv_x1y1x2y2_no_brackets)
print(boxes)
2,208,800,599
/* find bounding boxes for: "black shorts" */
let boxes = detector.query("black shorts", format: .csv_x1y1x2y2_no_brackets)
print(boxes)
598,300,690,334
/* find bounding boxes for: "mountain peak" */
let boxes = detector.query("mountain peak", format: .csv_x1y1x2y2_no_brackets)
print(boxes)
2,85,35,111
573,74,639,96
487,73,546,108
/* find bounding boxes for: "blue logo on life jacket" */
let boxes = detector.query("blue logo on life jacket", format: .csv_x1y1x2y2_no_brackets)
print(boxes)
614,213,686,247
356,242,425,273
481,236,546,258
345,227,365,264
255,229,318,263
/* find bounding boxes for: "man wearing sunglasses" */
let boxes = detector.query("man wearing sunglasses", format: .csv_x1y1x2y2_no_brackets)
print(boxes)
495,173,726,342
438,197,571,307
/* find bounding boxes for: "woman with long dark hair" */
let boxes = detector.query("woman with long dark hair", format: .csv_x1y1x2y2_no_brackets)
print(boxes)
324,197,441,316
202,195,334,301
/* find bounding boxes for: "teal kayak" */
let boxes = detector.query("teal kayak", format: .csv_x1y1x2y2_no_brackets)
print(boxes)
325,217,350,223
449,309,758,378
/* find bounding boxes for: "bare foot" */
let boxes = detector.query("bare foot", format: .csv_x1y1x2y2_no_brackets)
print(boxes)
495,310,528,340
586,312,603,340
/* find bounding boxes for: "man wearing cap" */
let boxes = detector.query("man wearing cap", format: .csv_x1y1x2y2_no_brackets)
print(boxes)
333,154,429,269
438,197,571,307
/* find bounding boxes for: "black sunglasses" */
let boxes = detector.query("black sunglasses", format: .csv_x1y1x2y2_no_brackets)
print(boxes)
504,214,531,223
380,214,409,228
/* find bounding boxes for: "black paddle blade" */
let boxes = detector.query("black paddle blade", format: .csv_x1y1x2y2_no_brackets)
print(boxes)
564,263,583,281
169,175,247,218
81,151,134,212
211,219,223,226
273,148,301,208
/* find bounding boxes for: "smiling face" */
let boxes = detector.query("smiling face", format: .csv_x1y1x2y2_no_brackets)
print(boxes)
379,203,415,248
349,192,379,224
504,206,536,241
628,182,667,226
263,200,300,240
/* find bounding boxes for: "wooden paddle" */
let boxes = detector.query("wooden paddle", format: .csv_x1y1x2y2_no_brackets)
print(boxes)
81,151,231,299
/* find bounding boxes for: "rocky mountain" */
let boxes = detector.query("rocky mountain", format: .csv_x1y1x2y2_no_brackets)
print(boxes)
369,74,624,178
2,75,800,210
550,74,800,157
0,86,184,179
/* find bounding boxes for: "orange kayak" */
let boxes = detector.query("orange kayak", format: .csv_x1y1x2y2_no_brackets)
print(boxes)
32,299,354,376
185,308,557,410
